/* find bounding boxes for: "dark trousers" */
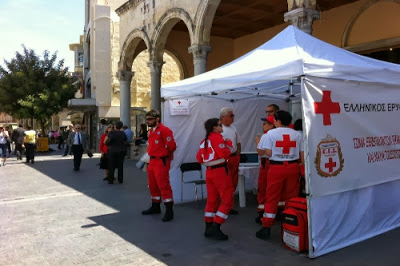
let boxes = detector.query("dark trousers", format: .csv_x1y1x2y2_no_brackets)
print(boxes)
72,144,84,170
58,137,64,149
108,151,125,181
25,143,36,161
15,143,24,159
64,145,72,156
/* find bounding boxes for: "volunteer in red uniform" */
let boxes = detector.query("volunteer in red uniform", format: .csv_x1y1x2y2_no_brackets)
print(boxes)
254,115,275,224
141,110,177,222
220,107,241,215
197,118,234,240
256,110,304,240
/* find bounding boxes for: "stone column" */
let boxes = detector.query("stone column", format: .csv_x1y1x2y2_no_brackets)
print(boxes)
118,70,133,128
284,1,320,34
188,44,212,76
148,60,164,112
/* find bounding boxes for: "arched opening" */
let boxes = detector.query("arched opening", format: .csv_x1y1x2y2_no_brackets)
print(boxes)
130,50,183,110
344,1,400,64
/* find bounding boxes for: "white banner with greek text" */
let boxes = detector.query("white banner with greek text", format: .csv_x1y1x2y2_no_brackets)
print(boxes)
303,77,400,197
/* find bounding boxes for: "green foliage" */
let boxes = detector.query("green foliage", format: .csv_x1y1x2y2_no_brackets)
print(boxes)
0,46,78,128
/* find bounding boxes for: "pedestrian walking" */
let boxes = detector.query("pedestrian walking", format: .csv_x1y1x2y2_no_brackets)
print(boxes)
11,124,25,160
67,124,89,171
24,126,37,164
104,122,127,184
99,124,114,181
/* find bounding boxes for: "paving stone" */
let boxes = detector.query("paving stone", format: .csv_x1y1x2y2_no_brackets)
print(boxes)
0,144,399,265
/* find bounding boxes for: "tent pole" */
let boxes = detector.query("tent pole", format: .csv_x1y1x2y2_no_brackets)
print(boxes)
301,76,315,258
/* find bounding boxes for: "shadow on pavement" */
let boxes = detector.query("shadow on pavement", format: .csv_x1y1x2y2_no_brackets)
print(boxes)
17,145,400,265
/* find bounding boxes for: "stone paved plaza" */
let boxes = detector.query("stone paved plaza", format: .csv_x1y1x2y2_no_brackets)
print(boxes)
0,145,399,265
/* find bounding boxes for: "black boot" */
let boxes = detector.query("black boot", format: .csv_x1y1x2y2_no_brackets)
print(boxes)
207,223,228,240
162,202,174,222
256,227,271,240
255,211,263,224
141,202,161,215
204,222,213,237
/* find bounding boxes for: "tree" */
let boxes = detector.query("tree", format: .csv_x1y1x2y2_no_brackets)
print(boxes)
0,46,78,134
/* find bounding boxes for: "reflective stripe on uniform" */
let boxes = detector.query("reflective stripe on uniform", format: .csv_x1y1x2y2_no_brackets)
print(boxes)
151,196,161,200
216,211,228,219
205,212,215,217
278,201,286,207
257,204,264,209
163,198,173,202
263,213,276,218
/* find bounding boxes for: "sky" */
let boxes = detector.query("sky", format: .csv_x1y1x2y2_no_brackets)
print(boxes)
0,0,84,71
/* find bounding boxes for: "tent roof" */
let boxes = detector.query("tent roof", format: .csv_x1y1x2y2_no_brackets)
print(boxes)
161,25,400,100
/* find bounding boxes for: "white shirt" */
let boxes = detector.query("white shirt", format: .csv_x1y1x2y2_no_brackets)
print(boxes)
0,131,8,144
257,133,270,158
221,124,240,153
73,132,82,145
258,127,303,161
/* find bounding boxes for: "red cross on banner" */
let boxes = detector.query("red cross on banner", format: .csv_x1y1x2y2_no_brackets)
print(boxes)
314,90,340,126
276,134,296,154
325,157,336,172
177,101,181,105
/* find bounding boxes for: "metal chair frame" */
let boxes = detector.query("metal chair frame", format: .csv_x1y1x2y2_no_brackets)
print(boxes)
180,162,205,207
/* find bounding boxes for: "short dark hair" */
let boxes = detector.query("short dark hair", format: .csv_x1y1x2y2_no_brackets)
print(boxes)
294,119,303,131
115,121,123,130
268,104,280,111
122,125,128,130
274,110,292,126
18,124,23,127
146,109,160,118
100,119,106,125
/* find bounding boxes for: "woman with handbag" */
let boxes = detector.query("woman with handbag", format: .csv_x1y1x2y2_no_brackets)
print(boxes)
99,124,114,180
0,126,10,166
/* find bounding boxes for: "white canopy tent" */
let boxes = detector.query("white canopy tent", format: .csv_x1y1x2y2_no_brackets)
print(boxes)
160,26,400,257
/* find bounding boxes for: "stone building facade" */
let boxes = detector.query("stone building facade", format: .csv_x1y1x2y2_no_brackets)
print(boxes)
71,0,400,148
115,0,400,126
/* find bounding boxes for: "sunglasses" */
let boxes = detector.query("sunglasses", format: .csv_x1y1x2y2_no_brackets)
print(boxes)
75,127,81,129
146,117,155,121
266,110,274,113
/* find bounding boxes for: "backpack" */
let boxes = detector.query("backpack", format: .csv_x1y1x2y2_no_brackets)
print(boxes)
281,197,309,252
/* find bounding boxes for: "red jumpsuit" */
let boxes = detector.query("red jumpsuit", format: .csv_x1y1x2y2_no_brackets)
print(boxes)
147,123,176,204
258,128,303,228
256,157,270,212
197,132,233,224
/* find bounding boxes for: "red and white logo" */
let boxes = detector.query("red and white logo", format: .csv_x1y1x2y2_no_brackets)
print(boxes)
276,134,296,154
314,135,344,177
314,90,340,126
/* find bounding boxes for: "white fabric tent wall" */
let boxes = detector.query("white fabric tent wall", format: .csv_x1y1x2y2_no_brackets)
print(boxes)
163,97,288,203
302,77,400,257
160,26,400,257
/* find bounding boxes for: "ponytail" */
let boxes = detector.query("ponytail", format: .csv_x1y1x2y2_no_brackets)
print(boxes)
204,118,219,150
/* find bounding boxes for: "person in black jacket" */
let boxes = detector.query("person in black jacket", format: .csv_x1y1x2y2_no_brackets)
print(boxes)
104,121,127,184
11,124,25,160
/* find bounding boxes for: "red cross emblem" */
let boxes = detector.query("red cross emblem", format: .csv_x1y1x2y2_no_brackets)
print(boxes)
177,101,181,105
276,134,296,154
314,90,340,126
324,157,336,173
